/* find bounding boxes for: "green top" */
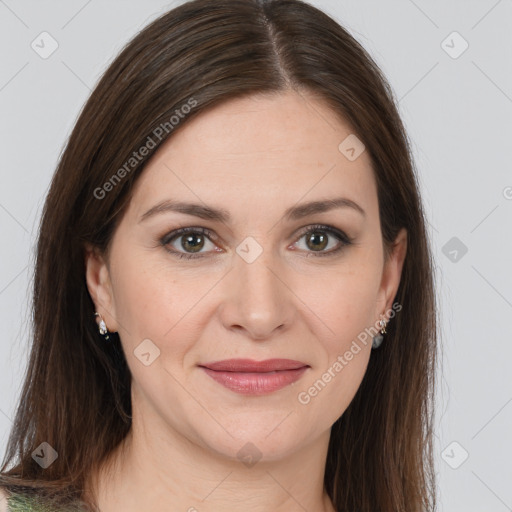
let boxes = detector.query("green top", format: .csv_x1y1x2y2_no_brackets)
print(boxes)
7,493,52,511
6,492,87,512
7,494,48,512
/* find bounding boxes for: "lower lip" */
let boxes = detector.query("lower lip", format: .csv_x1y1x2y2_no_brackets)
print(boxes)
200,366,309,394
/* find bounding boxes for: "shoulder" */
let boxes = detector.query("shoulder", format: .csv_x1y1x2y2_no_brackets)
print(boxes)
0,487,44,511
0,486,9,512
0,486,87,512
0,487,38,511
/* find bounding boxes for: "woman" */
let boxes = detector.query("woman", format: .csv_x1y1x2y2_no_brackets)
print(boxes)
0,0,438,510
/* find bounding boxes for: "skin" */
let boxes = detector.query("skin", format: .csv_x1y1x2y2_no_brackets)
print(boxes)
84,89,407,512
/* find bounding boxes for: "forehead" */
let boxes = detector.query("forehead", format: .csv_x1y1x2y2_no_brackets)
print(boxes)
127,90,378,223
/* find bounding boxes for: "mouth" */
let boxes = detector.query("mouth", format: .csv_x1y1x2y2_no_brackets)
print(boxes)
198,359,310,394
199,358,309,372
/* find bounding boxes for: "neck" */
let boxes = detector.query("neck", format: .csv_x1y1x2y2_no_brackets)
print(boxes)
85,399,336,511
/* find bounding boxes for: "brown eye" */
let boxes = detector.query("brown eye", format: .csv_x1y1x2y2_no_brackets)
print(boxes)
161,227,218,259
179,233,205,253
305,231,329,251
160,224,352,260
293,224,352,257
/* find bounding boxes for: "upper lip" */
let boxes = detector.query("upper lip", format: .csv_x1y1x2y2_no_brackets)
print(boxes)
199,358,309,372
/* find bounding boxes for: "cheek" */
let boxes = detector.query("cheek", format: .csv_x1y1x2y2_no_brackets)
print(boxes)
109,253,178,344
303,256,382,418
111,253,211,369
306,257,382,351
297,273,377,425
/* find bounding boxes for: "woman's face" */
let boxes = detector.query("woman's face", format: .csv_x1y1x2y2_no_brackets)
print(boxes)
86,90,406,462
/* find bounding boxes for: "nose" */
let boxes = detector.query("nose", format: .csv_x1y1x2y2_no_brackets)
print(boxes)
218,244,296,340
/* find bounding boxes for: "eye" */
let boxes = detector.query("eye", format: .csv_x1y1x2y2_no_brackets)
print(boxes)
291,224,352,257
160,227,220,259
160,224,353,260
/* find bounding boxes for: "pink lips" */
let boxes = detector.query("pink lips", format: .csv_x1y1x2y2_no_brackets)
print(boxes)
199,358,309,395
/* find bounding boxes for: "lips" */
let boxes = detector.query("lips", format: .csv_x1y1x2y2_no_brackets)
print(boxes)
199,358,308,372
198,359,310,394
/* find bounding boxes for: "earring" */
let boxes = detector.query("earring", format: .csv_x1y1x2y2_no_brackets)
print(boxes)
372,314,387,349
94,312,110,341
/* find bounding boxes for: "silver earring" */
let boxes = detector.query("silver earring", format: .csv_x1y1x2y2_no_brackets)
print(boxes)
94,312,110,341
372,315,387,349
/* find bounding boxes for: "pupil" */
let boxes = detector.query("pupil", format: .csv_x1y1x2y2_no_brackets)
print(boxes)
182,234,204,252
307,232,327,251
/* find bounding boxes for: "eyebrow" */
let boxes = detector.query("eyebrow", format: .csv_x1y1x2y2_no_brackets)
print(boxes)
138,196,366,224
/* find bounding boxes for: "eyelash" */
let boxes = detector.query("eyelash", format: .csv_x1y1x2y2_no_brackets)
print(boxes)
159,224,353,260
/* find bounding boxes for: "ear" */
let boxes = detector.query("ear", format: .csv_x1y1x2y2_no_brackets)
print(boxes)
84,243,119,332
376,228,407,318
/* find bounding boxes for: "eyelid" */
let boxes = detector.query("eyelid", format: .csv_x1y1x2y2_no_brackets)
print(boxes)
160,226,219,244
292,223,352,245
159,223,353,259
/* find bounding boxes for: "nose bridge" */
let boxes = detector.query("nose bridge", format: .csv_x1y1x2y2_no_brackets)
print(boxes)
220,239,293,339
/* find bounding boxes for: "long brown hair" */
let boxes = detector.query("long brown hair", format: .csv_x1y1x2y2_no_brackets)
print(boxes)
0,0,438,510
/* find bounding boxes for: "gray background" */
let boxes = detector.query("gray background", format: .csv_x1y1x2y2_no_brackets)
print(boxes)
1,0,511,510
